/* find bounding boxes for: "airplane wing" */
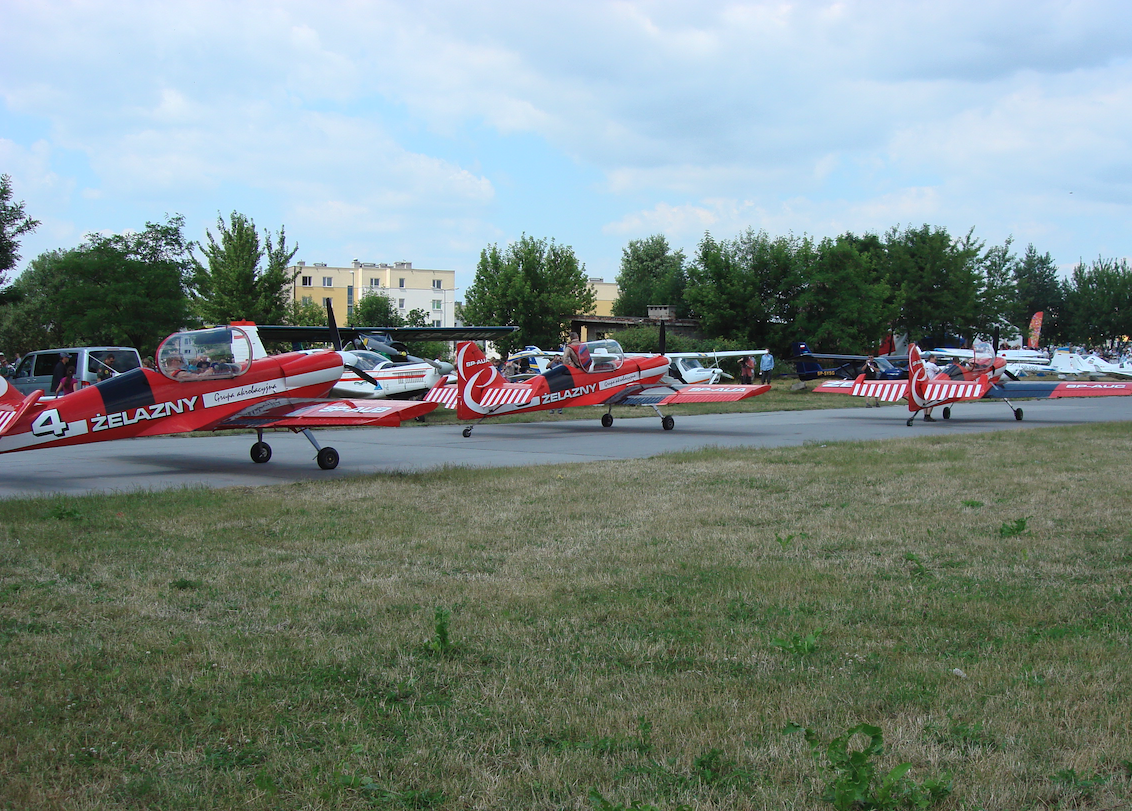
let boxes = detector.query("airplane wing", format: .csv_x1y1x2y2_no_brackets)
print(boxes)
983,381,1132,399
252,325,518,345
615,384,771,405
665,350,766,359
212,397,438,429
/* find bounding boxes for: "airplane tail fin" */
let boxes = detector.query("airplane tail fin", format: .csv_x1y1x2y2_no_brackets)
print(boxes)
455,341,505,420
790,341,824,381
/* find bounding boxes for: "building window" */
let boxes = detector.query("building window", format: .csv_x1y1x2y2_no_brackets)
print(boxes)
347,285,354,305
301,276,313,287
301,295,313,304
432,320,442,328
398,278,405,288
432,299,442,310
322,276,333,287
369,278,380,287
347,305,354,318
398,299,405,309
432,279,442,289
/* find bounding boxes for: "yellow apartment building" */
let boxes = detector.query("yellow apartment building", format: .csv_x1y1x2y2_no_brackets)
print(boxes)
289,260,457,326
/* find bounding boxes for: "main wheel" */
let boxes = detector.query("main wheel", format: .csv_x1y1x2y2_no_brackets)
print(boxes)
317,447,340,470
1014,408,1023,421
601,413,614,428
942,407,951,420
661,415,675,431
250,441,272,464
462,427,473,438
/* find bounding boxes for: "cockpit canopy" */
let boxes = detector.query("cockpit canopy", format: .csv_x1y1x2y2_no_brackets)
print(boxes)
157,327,253,382
577,339,624,373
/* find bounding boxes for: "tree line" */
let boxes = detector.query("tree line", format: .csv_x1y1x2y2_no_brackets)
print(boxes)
3,172,1129,358
612,228,1130,355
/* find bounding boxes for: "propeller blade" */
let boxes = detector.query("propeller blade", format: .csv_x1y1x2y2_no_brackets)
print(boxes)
327,301,343,352
345,364,383,389
1004,369,1020,381
992,327,1000,356
659,321,667,355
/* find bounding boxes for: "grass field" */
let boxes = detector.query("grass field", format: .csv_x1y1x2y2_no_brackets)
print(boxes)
2,420,1131,809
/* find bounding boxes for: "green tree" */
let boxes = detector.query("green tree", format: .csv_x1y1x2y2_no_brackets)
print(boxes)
684,229,807,351
0,216,192,355
1062,257,1132,347
463,235,595,357
612,235,687,317
973,237,1019,340
1013,244,1064,343
350,291,404,327
881,224,981,347
192,212,298,324
0,173,40,287
792,235,893,353
285,298,328,326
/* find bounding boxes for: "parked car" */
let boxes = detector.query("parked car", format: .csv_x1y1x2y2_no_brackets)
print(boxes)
10,346,143,396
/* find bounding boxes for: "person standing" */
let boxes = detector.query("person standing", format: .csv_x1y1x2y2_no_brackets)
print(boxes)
50,352,71,393
759,351,775,385
921,351,942,422
739,356,753,385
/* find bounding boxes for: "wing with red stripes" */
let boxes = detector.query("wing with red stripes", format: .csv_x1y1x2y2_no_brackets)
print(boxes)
214,398,437,429
814,377,908,402
656,384,771,404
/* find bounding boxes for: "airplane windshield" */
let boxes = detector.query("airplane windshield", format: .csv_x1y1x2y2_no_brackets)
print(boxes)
973,340,995,367
157,327,253,382
582,339,624,373
348,350,392,371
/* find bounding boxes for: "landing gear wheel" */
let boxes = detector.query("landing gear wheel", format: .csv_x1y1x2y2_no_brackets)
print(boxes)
1014,408,1023,421
601,413,614,428
462,427,473,438
906,416,915,427
250,441,272,464
317,447,339,470
942,407,951,420
661,415,675,431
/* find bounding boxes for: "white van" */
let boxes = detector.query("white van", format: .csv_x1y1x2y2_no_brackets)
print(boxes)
10,346,143,396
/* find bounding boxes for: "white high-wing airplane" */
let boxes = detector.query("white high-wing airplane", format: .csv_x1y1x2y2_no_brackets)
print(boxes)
930,347,1059,377
1057,351,1132,378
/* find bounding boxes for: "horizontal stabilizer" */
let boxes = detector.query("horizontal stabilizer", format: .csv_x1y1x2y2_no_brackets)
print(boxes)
0,390,43,437
659,384,771,404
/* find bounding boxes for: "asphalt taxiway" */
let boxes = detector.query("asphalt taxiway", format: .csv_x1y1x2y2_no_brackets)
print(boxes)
2,397,1130,498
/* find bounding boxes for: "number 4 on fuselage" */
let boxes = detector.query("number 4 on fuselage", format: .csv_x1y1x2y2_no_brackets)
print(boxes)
426,339,771,436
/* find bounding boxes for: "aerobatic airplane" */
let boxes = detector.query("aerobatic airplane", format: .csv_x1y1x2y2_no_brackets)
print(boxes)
426,339,772,436
0,314,437,469
815,342,1132,425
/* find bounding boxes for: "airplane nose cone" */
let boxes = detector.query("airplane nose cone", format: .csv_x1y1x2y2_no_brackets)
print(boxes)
436,361,455,376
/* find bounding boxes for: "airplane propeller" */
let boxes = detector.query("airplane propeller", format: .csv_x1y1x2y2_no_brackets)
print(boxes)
326,302,387,389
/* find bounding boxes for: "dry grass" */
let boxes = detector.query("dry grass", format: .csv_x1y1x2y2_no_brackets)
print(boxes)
1,422,1131,809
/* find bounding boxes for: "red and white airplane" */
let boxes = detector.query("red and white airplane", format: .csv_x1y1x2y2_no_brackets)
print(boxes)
816,342,1132,425
426,339,771,436
0,320,437,469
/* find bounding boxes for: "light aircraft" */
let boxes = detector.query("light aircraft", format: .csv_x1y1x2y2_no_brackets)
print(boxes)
789,341,907,381
0,310,438,469
815,342,1132,425
425,339,772,436
239,322,516,400
664,350,767,385
1049,350,1132,379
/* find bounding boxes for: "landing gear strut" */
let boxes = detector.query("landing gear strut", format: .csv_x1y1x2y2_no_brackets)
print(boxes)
302,428,339,470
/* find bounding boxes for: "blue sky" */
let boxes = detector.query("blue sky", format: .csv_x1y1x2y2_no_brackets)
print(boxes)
3,1,1131,297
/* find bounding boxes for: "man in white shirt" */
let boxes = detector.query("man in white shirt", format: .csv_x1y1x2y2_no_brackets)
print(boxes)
921,351,942,422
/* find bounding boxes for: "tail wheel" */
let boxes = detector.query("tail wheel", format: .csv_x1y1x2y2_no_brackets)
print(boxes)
601,413,613,428
942,407,951,420
1014,408,1024,421
462,427,473,438
250,441,272,464
661,415,675,431
317,447,340,470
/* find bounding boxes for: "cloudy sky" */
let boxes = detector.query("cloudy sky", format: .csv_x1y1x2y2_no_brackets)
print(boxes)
2,1,1131,294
